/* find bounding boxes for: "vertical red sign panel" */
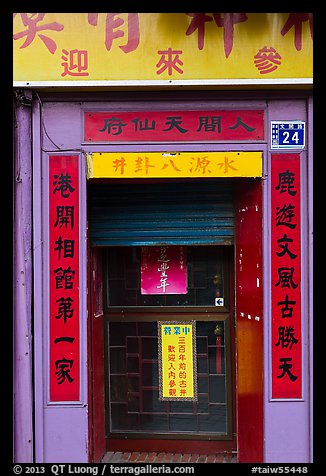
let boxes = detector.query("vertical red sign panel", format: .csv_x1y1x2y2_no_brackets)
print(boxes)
49,155,80,401
271,154,302,399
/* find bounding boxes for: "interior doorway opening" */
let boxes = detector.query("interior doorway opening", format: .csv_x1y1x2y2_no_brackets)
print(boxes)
87,178,264,463
104,244,236,447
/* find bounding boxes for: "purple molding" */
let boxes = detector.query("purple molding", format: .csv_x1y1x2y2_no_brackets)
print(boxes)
264,99,312,462
14,92,34,463
32,98,89,462
307,96,313,461
26,92,312,463
32,98,45,462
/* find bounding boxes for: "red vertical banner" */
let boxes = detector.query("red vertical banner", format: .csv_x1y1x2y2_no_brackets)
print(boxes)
271,154,302,399
49,155,80,401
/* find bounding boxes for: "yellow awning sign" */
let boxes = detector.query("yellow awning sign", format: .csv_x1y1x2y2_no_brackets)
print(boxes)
158,321,197,401
13,13,312,84
86,151,263,179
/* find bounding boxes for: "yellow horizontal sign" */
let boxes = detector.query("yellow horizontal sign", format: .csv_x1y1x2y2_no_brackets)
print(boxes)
13,13,312,83
87,151,263,179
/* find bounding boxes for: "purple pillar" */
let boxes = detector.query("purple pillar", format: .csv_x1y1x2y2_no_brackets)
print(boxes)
13,90,34,462
263,98,313,462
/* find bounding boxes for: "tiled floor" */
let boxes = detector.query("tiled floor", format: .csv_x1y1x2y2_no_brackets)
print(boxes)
102,451,237,463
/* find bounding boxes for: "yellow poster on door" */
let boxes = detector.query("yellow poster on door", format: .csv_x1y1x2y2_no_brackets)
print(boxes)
158,321,197,401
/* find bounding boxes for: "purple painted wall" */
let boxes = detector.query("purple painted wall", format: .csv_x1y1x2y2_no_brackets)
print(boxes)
14,91,34,463
32,98,89,462
13,91,312,463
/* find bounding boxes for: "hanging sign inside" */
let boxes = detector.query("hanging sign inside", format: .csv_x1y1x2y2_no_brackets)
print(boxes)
141,246,187,295
158,321,197,401
49,155,80,402
271,153,302,399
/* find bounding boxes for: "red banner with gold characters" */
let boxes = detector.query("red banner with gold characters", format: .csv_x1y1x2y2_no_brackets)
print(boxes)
49,155,80,401
271,154,301,399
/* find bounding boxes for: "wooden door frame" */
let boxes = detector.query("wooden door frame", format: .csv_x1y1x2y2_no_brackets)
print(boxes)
234,179,264,463
104,311,236,453
88,179,264,463
87,247,106,463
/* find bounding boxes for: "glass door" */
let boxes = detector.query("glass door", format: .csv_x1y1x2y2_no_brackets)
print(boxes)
104,245,236,448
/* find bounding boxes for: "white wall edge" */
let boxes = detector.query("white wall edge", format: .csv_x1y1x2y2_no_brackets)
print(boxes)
13,78,313,88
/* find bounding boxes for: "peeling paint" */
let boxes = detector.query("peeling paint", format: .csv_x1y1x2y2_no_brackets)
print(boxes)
238,311,261,322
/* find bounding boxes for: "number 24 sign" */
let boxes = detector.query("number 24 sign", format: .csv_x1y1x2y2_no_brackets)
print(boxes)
271,121,305,149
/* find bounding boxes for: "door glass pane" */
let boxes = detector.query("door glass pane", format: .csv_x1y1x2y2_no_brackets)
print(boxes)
106,246,226,307
107,320,229,437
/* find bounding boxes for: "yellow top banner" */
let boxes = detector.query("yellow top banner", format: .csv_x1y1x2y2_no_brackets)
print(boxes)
13,13,312,84
87,151,263,179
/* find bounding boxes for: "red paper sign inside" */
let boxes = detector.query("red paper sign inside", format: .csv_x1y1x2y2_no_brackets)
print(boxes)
49,155,80,401
84,110,264,142
141,246,187,295
271,154,302,399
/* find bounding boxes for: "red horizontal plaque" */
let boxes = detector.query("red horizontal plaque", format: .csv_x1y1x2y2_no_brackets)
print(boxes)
84,110,264,142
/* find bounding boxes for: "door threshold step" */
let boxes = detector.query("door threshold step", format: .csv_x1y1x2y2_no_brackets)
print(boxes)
101,451,237,463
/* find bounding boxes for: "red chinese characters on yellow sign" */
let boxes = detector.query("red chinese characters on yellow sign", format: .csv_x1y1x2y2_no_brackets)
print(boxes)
13,14,313,82
87,151,263,179
158,321,197,401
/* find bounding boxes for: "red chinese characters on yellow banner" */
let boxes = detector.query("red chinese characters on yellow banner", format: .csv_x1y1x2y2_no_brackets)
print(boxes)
271,154,302,399
13,14,313,82
49,155,80,401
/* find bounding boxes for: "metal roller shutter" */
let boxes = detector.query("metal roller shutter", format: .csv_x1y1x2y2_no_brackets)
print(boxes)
88,180,234,246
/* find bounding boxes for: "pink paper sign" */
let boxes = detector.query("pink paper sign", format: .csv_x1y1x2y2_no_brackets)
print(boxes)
141,246,187,295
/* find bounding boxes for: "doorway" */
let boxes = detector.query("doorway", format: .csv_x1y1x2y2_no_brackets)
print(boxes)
87,178,263,462
103,244,236,453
